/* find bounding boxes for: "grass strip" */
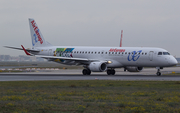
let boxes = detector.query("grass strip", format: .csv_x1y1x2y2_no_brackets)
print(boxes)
0,80,180,113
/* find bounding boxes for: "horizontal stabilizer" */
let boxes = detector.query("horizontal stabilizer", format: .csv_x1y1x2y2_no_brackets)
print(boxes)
21,45,33,56
4,46,40,52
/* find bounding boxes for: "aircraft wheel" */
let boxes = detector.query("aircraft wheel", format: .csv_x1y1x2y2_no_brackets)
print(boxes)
107,69,116,75
82,69,91,75
107,70,111,75
111,69,115,75
87,69,91,75
82,69,88,75
156,72,161,76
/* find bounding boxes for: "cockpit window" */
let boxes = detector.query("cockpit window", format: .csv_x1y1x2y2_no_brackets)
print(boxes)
158,52,162,55
163,52,170,55
158,52,170,55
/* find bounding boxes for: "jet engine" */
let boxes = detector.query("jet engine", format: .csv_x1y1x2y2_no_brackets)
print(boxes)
88,62,107,72
126,67,143,72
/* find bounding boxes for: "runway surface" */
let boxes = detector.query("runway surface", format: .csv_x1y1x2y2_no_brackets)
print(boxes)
0,74,180,81
0,67,180,81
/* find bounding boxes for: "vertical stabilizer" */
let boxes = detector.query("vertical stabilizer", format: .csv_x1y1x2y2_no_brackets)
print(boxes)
120,30,123,47
29,18,52,47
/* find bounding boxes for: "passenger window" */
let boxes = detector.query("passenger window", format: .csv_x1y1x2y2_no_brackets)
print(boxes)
91,52,93,54
74,51,76,53
95,52,96,54
102,52,103,54
98,52,100,54
158,52,162,55
105,52,107,54
142,53,144,55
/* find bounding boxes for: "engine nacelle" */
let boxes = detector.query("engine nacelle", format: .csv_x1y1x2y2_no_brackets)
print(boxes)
126,67,143,72
88,62,107,72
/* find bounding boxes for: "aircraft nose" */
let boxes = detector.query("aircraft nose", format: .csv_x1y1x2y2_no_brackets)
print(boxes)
170,57,178,66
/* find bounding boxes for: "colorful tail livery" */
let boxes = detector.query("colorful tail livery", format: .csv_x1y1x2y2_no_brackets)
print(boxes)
29,18,52,47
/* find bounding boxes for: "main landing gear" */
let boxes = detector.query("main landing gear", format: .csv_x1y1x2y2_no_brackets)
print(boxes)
107,69,115,75
156,67,163,76
82,68,91,75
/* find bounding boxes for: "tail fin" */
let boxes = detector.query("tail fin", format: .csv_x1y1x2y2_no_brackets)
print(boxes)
29,18,52,47
120,30,123,47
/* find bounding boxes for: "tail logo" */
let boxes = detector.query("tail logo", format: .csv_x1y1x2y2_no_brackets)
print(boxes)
31,20,43,45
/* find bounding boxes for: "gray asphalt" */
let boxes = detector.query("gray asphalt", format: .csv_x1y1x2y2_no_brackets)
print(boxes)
0,67,180,81
0,74,180,81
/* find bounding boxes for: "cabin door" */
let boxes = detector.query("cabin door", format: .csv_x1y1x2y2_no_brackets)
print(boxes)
149,51,154,61
48,49,52,56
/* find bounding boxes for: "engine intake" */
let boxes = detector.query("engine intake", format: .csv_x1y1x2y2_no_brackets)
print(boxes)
126,67,143,72
88,62,107,72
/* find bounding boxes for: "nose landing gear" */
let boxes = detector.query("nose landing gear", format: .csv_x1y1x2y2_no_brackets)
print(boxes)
156,67,163,76
156,69,161,76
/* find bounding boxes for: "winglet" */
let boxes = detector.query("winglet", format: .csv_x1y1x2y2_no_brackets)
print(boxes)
21,45,32,56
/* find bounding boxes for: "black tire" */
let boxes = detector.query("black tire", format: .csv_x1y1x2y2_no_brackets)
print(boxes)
156,72,161,76
82,69,87,75
107,70,111,75
111,69,115,75
87,69,91,75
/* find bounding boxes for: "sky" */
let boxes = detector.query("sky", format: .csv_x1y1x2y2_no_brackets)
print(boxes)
0,0,180,57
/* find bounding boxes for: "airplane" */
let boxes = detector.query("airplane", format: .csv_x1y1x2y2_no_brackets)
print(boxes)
4,18,178,76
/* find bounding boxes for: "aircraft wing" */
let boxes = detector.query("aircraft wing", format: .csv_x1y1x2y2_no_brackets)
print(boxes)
35,55,93,62
20,45,105,63
4,46,40,52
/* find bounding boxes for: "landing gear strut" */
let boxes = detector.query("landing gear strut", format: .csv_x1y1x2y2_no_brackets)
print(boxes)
107,69,115,75
156,67,163,76
156,69,161,76
82,69,91,75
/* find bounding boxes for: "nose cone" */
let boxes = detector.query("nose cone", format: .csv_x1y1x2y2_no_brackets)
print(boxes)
170,57,178,66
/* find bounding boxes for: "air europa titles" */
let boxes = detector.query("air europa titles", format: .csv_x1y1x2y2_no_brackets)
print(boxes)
109,48,125,52
31,20,43,44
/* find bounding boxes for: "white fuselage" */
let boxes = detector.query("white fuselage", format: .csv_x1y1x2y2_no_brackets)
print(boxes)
33,46,177,68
